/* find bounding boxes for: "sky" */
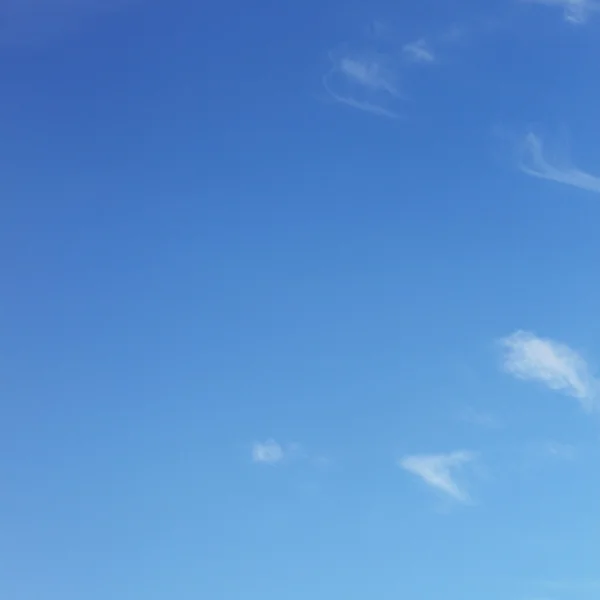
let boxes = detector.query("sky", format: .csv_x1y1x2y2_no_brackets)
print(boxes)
1,0,600,598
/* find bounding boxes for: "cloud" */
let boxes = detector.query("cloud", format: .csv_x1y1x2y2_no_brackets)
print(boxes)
252,439,285,464
518,132,600,193
338,56,399,94
324,19,478,118
403,38,436,63
523,0,599,24
499,331,599,412
399,451,476,502
323,50,403,119
0,0,137,46
251,440,327,467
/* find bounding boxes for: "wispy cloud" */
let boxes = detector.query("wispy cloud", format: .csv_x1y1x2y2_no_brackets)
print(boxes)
518,132,600,193
323,19,450,119
323,50,403,119
523,0,600,24
252,439,285,464
251,440,328,467
323,18,490,118
338,57,399,94
499,331,599,412
399,451,476,502
403,38,436,63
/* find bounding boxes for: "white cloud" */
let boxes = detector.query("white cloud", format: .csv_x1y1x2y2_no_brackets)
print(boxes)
251,440,325,466
518,132,600,193
499,331,599,412
323,51,402,119
403,38,435,63
252,439,285,464
324,19,476,118
399,451,476,502
339,57,399,94
523,0,599,24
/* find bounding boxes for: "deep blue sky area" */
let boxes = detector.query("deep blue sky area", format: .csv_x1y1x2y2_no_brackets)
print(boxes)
2,1,600,599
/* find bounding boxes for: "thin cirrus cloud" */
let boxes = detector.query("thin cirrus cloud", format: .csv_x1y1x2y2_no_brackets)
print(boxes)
399,451,476,503
403,38,436,63
499,331,599,413
518,132,600,193
323,21,444,119
523,0,599,24
323,50,403,119
323,19,482,119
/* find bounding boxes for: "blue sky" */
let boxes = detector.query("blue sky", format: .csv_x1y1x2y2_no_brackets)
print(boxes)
2,0,600,598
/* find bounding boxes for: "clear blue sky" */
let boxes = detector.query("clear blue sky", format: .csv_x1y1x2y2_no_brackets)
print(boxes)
2,1,600,599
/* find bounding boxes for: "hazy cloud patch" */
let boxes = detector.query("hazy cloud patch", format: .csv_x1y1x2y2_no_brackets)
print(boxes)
499,331,599,412
399,451,477,503
517,132,600,193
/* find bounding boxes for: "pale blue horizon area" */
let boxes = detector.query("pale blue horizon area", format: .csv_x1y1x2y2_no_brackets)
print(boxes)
2,1,600,599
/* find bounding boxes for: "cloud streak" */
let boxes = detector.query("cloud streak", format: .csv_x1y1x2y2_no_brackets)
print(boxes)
399,451,476,502
323,51,403,119
518,132,600,193
500,331,599,412
323,21,448,119
523,0,600,24
251,440,326,466
403,39,436,63
324,19,480,118
339,57,399,94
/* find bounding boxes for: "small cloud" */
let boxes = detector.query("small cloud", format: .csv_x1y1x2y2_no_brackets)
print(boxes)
403,38,436,63
517,132,600,193
323,49,402,119
499,331,599,412
323,19,472,119
252,439,284,464
522,0,599,24
399,451,476,503
251,440,328,467
338,56,399,95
